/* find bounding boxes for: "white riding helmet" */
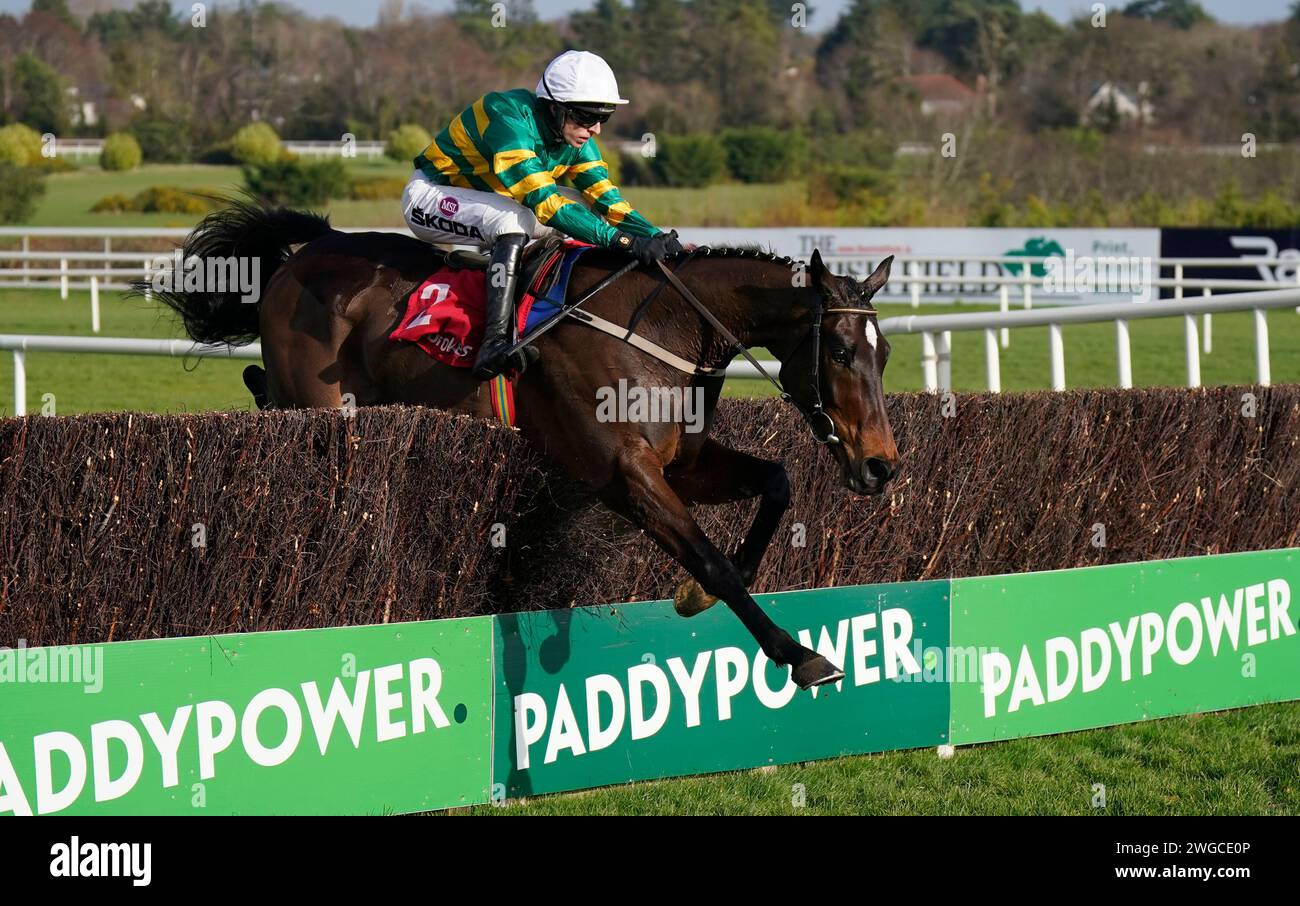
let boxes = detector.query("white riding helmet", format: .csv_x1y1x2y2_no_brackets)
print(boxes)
536,50,629,109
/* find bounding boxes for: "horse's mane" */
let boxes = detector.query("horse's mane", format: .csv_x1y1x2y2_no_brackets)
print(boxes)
670,244,799,269
674,243,881,314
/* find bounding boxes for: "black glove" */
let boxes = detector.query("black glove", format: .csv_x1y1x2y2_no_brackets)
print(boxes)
615,229,683,267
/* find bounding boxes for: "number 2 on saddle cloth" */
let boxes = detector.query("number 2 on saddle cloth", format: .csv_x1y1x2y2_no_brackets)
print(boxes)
391,241,595,425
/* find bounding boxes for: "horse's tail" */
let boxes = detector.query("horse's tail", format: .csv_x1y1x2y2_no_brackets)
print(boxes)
137,194,333,346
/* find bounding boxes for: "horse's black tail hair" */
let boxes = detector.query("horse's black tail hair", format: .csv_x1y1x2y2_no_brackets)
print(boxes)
133,193,333,346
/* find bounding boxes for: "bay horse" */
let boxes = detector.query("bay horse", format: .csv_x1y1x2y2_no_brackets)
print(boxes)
150,198,899,689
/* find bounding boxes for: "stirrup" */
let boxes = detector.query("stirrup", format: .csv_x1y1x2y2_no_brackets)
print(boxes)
473,340,537,380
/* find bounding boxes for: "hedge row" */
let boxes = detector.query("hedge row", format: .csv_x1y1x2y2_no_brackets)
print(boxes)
1,387,1297,645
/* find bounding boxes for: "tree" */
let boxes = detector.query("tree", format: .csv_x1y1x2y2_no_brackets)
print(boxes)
570,0,636,76
689,0,784,127
1121,0,1213,29
817,0,919,96
630,0,693,83
30,0,76,30
452,0,558,71
86,0,186,47
919,0,1023,76
12,53,68,134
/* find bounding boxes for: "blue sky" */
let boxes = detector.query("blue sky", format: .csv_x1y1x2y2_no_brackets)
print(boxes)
3,0,1294,29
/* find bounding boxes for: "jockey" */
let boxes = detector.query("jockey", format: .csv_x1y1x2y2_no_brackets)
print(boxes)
403,50,683,380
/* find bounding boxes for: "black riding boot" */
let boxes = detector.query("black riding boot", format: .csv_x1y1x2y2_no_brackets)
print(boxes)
471,233,536,380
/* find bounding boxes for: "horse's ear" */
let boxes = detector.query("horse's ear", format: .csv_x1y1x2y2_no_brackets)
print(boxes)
809,248,833,291
861,255,894,298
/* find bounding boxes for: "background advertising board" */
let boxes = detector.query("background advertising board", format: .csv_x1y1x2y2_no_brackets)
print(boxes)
674,227,1161,306
1159,228,1300,298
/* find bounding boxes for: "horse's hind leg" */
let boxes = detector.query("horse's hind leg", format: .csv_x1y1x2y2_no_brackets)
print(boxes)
601,442,842,690
665,439,791,617
259,274,347,408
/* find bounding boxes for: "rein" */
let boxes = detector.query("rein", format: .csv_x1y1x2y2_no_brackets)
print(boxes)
654,260,872,447
505,248,872,447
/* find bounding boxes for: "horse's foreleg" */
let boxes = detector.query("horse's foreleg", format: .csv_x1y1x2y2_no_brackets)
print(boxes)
603,444,843,690
666,440,791,617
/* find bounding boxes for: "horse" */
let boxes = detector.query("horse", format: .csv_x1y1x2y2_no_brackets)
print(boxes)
149,198,900,689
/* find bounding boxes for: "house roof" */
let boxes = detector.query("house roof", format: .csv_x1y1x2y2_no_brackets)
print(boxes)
903,74,977,103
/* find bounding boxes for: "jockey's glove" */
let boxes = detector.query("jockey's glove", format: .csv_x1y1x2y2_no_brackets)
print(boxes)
614,229,684,267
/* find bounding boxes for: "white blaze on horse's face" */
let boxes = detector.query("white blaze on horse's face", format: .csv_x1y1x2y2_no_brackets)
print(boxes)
864,318,879,350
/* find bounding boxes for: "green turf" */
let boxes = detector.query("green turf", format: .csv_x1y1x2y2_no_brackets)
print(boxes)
24,164,246,228
457,701,1300,815
0,289,254,415
11,162,798,231
3,289,1298,415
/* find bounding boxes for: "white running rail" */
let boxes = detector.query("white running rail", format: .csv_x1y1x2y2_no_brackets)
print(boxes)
3,284,1296,415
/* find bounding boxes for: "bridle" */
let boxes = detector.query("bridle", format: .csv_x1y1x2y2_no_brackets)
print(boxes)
653,259,876,447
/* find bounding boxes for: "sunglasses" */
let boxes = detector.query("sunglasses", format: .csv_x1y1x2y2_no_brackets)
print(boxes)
565,107,612,128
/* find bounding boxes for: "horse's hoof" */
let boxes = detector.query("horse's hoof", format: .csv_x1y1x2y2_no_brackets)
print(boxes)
673,579,718,617
792,652,845,690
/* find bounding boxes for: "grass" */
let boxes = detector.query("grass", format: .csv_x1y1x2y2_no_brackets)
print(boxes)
459,702,1300,815
0,289,254,415
13,161,790,231
3,289,1298,415
27,164,246,228
18,159,414,230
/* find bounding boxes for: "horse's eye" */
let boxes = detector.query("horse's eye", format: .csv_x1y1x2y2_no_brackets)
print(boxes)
831,346,853,366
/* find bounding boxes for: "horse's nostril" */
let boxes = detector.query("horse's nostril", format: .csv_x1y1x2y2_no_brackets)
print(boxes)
863,458,894,485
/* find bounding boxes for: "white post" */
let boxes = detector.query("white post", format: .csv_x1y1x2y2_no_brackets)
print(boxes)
1183,313,1200,388
910,262,920,308
999,284,1010,348
1202,288,1212,354
91,276,101,333
1116,320,1132,389
21,235,30,286
920,331,938,392
60,258,68,300
1022,280,1033,311
1174,264,1184,301
143,256,152,301
104,236,112,282
1049,323,1064,391
13,350,25,417
937,330,952,393
1254,308,1270,386
984,328,1000,393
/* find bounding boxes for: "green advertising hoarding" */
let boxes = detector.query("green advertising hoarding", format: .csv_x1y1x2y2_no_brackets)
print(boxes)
3,550,1297,815
492,582,951,797
0,619,493,815
950,549,1300,745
